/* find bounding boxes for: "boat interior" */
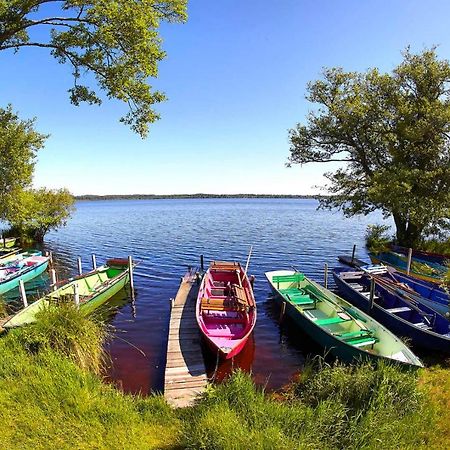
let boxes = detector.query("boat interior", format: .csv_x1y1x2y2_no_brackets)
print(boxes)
273,273,380,351
199,262,254,344
340,271,450,336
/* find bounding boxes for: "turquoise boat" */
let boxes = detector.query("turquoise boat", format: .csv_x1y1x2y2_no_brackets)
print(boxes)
0,254,49,295
3,259,131,328
265,270,423,368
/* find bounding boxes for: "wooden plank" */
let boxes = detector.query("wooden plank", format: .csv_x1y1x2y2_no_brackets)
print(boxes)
164,269,208,408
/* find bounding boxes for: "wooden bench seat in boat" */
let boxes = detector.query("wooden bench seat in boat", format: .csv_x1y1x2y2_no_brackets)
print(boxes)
201,297,246,311
334,329,373,340
281,288,315,306
232,284,249,308
272,273,305,288
386,306,412,314
210,261,240,271
346,336,378,347
315,316,352,326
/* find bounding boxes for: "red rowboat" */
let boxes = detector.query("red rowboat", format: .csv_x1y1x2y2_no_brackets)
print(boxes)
196,261,257,359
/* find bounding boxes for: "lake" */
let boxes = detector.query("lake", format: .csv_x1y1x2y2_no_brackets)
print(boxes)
30,198,386,394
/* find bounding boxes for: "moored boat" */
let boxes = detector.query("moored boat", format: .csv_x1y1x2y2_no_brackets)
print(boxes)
3,258,131,328
369,251,447,283
265,270,422,368
0,237,17,249
333,268,450,353
0,253,49,295
196,261,256,359
390,244,450,266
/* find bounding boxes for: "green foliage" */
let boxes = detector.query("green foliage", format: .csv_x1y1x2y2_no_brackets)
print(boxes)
0,0,188,137
12,304,105,374
180,366,430,449
5,188,75,242
0,105,47,217
0,316,179,449
365,224,392,253
288,48,450,247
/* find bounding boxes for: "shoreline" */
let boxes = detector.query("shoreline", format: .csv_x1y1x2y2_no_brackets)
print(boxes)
75,194,324,201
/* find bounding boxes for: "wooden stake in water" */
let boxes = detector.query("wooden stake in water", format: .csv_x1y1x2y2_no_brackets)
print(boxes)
77,257,82,276
200,254,204,272
406,248,413,275
19,280,28,308
324,263,329,289
73,283,80,307
351,244,356,263
279,301,286,323
91,254,97,270
50,269,57,291
369,277,375,312
128,255,135,297
49,251,53,268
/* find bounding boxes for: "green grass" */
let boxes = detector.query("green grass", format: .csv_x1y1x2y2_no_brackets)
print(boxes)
0,305,443,449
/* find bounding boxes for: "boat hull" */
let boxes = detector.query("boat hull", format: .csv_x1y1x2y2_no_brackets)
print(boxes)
0,259,49,295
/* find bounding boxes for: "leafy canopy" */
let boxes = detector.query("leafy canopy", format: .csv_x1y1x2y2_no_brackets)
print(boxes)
288,48,450,247
0,0,187,137
6,188,75,242
0,105,47,213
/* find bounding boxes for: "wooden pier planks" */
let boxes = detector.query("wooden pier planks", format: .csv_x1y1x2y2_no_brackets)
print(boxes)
164,269,208,408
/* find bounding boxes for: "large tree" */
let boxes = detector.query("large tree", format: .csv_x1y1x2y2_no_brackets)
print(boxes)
288,48,450,247
0,0,187,137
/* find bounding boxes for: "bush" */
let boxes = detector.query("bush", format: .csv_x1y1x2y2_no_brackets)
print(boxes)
365,224,392,253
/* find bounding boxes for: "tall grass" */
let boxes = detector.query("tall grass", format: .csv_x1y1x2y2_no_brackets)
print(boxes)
0,305,179,449
180,361,432,449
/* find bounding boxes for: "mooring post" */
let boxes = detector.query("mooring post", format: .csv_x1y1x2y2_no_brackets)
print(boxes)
128,255,135,297
279,301,286,323
249,274,255,289
195,271,201,285
406,248,413,275
91,254,97,270
351,244,356,263
2,235,5,248
48,251,53,268
19,280,28,308
73,283,79,307
200,254,204,272
324,263,329,289
50,269,57,291
77,257,82,276
369,277,375,312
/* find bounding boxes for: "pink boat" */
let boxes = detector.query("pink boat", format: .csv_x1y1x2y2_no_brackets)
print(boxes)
196,261,257,359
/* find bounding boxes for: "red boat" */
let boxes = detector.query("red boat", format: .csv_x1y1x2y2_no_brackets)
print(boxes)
196,261,257,359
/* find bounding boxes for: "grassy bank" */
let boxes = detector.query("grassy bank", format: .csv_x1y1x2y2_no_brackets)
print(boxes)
0,305,448,449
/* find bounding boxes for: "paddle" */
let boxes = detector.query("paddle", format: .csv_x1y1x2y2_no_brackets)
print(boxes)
243,245,253,278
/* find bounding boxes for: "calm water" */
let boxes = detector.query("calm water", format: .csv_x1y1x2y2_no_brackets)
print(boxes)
14,198,387,394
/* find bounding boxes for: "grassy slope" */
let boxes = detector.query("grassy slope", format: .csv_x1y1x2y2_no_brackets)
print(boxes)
0,306,448,449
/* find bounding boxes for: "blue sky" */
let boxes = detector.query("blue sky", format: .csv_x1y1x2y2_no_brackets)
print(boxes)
1,0,450,195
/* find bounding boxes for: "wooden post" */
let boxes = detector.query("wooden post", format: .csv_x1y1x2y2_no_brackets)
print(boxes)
19,280,28,308
91,254,97,270
128,255,134,296
406,248,413,275
48,251,53,267
279,301,286,323
200,254,204,272
324,263,328,289
351,244,356,263
77,257,82,276
73,283,79,307
249,275,255,289
50,269,57,291
369,277,375,312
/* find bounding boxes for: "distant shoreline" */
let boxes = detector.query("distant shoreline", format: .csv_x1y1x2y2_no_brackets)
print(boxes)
74,194,323,201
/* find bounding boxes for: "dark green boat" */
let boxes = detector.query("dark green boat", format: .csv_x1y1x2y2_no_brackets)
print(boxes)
265,270,422,368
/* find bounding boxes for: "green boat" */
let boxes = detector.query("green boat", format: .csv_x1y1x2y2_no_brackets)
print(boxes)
0,237,17,249
265,270,423,368
3,259,131,328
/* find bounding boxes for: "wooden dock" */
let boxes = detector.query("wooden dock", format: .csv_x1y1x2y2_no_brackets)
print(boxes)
164,269,208,408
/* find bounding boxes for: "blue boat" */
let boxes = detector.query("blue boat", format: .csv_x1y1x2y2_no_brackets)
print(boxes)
338,256,449,316
333,268,450,353
0,254,49,295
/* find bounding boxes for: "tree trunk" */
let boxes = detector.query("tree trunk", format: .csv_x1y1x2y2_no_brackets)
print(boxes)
393,212,423,248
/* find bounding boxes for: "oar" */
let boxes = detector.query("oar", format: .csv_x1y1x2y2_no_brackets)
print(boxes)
243,245,253,277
